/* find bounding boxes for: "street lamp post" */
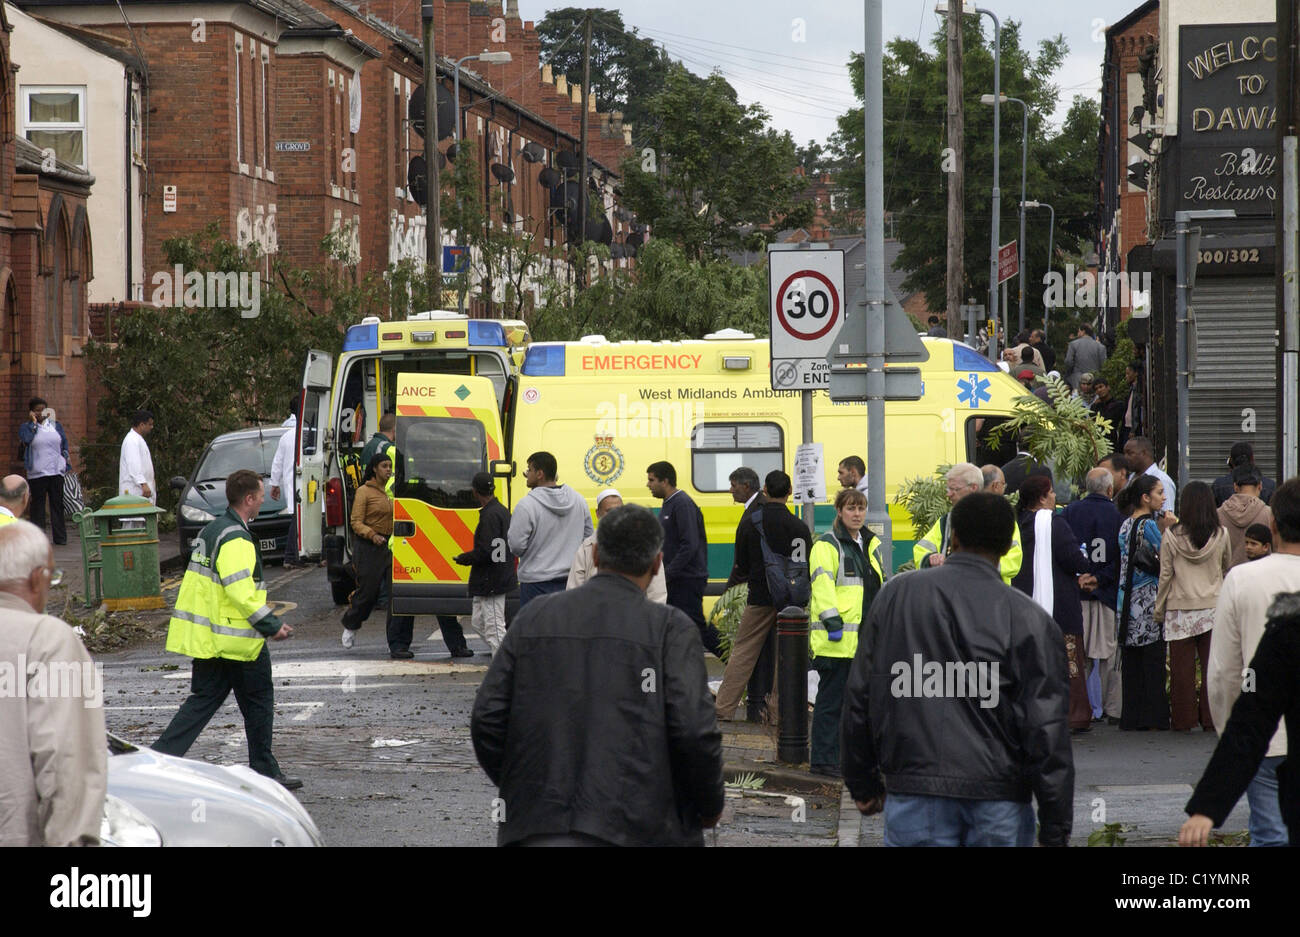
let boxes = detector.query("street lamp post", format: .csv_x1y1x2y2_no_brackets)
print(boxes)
984,94,1027,336
451,50,512,313
1022,199,1054,331
938,2,1002,353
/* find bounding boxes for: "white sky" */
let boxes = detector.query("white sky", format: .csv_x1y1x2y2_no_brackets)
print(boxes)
516,0,1150,146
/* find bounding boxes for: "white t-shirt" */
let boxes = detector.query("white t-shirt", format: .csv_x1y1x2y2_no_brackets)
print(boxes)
1142,463,1176,512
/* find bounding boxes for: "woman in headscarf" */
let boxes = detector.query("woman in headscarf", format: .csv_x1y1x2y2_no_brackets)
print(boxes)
340,452,397,652
1011,473,1096,732
1116,474,1172,730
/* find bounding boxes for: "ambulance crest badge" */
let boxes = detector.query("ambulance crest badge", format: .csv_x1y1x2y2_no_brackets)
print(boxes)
584,434,625,485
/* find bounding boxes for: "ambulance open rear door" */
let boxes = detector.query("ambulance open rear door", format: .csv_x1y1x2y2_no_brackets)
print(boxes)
296,349,332,559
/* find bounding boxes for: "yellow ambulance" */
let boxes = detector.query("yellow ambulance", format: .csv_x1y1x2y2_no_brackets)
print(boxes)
389,372,513,616
509,331,1027,586
295,312,529,604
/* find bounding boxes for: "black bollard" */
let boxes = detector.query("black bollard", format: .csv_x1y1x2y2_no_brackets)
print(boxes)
776,605,809,764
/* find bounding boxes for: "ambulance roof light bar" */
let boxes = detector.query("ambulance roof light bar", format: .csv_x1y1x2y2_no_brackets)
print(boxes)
703,328,755,340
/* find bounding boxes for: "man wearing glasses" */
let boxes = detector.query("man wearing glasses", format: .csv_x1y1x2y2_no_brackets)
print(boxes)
0,520,106,846
913,462,1023,584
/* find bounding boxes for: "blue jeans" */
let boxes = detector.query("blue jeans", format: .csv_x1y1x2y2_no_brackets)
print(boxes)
1246,755,1288,847
519,578,566,609
883,793,1036,847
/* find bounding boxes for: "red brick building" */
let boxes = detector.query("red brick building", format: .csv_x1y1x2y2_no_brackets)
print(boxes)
1098,0,1159,329
15,0,635,319
0,3,98,474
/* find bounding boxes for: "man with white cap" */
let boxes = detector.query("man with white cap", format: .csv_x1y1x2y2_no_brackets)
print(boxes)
569,488,667,603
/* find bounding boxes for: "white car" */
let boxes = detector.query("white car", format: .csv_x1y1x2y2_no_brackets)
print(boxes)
103,734,323,846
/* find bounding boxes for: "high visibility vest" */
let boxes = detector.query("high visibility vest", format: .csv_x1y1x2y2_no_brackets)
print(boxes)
0,512,16,526
809,529,884,660
383,443,397,497
914,511,1022,585
166,509,281,661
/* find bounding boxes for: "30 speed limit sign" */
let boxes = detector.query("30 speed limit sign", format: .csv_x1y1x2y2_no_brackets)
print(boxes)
768,248,845,390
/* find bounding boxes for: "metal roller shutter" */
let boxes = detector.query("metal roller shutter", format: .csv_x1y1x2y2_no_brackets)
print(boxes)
1186,277,1277,482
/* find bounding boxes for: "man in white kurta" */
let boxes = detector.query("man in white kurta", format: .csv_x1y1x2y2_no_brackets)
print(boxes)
118,410,156,504
269,407,299,565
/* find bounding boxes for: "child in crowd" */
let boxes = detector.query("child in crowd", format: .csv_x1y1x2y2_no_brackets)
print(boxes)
1244,523,1272,561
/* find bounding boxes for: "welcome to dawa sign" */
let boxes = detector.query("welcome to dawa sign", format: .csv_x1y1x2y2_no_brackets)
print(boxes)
1177,23,1277,217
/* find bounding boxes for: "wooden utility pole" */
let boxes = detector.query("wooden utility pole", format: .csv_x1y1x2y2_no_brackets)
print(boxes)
576,10,593,287
945,4,964,337
423,1,442,298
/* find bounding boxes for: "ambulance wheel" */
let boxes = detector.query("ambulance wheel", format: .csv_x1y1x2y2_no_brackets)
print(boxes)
331,576,355,606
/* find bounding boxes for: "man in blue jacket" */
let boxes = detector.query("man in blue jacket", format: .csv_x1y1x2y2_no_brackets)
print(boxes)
647,461,720,656
1062,467,1124,724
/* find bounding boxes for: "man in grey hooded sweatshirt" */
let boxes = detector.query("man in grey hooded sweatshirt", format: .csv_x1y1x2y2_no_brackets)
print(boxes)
509,451,594,608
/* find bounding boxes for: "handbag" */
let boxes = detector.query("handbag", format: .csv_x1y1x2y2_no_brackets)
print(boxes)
63,471,85,516
1130,518,1160,576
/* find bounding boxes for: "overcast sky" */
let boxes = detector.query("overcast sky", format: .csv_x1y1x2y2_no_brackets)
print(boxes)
516,0,1150,145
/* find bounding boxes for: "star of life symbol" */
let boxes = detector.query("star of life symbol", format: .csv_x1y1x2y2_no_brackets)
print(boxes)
957,373,991,408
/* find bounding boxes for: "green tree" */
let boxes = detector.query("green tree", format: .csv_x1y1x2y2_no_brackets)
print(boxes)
830,20,1092,323
536,7,672,133
529,238,767,341
620,64,812,260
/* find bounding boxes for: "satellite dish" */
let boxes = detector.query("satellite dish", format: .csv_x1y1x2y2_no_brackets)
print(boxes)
521,141,545,163
586,219,613,245
538,167,562,189
444,142,458,163
624,243,637,258
555,150,579,171
490,163,515,184
407,156,427,206
552,179,580,213
611,243,625,259
408,84,455,140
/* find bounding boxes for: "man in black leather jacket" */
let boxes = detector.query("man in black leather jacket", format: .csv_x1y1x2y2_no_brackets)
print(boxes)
842,492,1075,846
471,504,724,846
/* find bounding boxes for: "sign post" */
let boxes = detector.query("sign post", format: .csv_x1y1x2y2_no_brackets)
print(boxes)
768,247,845,391
769,243,841,532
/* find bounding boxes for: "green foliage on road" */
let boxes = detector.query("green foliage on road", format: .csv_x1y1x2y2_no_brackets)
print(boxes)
530,238,768,342
709,583,749,663
830,20,1099,324
989,377,1115,500
620,64,813,260
894,464,953,543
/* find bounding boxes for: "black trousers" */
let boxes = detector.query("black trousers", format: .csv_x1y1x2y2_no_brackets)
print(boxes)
1120,641,1169,730
152,646,280,776
667,576,721,655
343,539,389,629
810,655,852,769
28,473,66,544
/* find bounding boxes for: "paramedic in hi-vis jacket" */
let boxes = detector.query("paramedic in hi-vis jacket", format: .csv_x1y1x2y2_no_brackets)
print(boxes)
153,469,301,790
809,487,884,777
914,462,1022,584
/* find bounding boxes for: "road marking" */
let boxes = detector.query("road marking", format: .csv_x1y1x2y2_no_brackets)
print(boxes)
1094,784,1193,795
290,701,325,721
162,658,488,680
108,701,325,721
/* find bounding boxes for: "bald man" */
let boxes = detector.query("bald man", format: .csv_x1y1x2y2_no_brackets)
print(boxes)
0,475,30,525
981,465,1006,495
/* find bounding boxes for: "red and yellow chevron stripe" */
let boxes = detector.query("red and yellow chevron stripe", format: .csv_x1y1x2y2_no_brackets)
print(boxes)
395,403,502,460
391,499,478,583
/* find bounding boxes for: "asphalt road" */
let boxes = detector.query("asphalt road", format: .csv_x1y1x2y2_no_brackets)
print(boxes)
93,561,1250,848
95,562,840,846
